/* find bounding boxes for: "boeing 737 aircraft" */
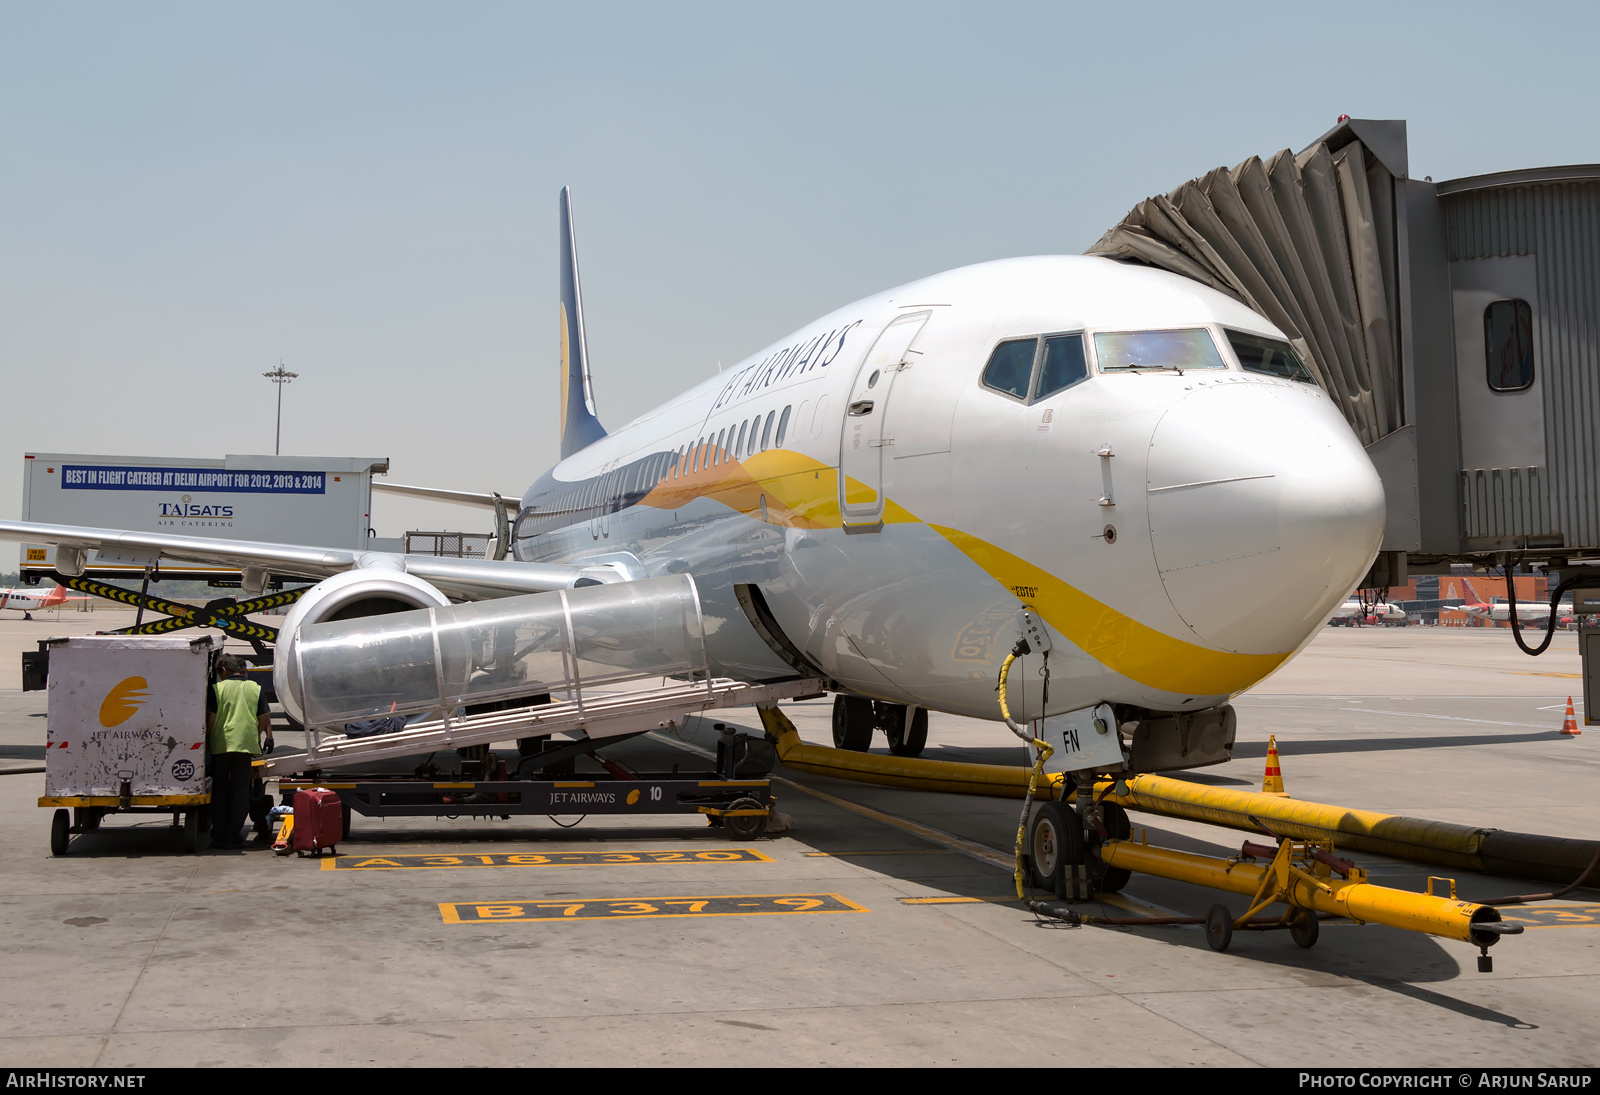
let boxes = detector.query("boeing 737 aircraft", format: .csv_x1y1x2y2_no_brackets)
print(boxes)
2,189,1386,763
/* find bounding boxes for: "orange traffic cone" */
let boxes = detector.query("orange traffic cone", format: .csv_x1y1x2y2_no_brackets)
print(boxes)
1561,697,1582,736
1262,734,1290,795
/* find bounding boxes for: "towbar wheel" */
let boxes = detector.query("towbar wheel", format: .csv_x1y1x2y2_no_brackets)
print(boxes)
1205,904,1233,952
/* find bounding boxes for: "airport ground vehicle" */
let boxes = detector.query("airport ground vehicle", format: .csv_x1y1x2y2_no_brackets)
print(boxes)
39,635,214,855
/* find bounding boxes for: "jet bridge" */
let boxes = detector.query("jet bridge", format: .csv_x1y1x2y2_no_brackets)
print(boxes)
1090,118,1600,581
1092,119,1600,691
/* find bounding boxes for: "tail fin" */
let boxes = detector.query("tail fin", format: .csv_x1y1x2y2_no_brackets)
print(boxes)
559,186,607,458
43,585,68,607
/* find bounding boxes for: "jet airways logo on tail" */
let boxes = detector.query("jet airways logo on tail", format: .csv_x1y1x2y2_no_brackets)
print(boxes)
99,676,151,727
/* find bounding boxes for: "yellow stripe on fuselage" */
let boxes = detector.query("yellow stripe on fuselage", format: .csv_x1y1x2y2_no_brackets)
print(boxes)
631,449,1287,696
929,524,1290,696
638,449,917,528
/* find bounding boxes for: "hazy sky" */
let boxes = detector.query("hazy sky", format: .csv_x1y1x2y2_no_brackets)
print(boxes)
4,2,1597,538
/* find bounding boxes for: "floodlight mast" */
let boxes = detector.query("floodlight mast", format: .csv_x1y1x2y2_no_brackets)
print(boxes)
263,363,298,455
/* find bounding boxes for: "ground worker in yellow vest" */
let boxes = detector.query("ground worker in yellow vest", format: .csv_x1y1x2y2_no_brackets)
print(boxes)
205,653,273,849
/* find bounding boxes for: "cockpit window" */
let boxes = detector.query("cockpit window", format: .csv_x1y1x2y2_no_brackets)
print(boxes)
1226,330,1313,382
1094,329,1225,373
1034,334,1088,400
982,338,1038,400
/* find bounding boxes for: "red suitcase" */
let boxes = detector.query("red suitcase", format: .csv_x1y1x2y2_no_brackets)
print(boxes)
292,789,343,856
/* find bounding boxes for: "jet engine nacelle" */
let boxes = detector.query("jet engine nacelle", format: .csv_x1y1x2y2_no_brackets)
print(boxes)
274,568,451,727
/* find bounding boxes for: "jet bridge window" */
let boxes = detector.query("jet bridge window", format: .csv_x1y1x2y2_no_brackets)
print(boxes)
1225,330,1313,382
1095,329,1225,373
1485,299,1534,392
982,338,1038,400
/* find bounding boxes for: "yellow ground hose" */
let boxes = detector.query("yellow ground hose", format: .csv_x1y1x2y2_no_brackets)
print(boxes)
996,651,1053,899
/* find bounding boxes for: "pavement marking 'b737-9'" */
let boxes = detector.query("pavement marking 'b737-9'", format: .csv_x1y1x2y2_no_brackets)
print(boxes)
325,849,770,871
439,893,866,923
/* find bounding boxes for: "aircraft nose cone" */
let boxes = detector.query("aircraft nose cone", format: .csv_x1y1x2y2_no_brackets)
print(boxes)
1146,383,1385,655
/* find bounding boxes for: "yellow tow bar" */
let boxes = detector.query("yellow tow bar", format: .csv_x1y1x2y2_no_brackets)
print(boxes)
1096,831,1518,964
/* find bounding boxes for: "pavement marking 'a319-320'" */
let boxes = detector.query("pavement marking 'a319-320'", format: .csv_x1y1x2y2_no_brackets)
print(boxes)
439,893,866,923
324,849,770,871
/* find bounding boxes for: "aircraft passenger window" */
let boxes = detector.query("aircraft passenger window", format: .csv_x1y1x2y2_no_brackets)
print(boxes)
736,421,748,458
760,410,775,451
776,406,792,447
750,415,761,453
1033,334,1088,400
1225,330,1313,382
715,428,727,465
1485,299,1534,391
982,338,1039,400
1095,329,1225,372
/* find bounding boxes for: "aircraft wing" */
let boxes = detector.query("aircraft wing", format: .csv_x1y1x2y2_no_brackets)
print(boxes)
0,520,601,600
371,481,521,513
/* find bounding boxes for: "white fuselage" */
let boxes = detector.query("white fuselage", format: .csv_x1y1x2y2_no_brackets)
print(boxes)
0,586,67,613
1463,600,1572,623
511,256,1386,722
1330,600,1406,622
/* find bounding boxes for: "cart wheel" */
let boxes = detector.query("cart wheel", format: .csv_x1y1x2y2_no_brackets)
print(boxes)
50,809,70,856
721,797,768,840
1289,909,1320,949
1205,904,1233,952
182,809,201,854
74,807,101,832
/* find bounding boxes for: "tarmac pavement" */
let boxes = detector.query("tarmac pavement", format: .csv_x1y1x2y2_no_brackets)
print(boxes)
0,621,1594,1067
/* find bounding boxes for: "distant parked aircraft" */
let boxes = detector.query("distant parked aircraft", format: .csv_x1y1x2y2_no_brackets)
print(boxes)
1327,600,1407,627
0,584,74,619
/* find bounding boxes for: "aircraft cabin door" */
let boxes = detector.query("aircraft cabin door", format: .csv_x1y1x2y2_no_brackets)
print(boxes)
839,311,930,529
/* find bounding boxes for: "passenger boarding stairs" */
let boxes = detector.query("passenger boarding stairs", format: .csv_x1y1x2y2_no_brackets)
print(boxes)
259,676,824,774
263,574,824,774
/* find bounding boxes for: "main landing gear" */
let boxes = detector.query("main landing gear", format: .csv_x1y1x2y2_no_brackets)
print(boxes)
831,696,928,756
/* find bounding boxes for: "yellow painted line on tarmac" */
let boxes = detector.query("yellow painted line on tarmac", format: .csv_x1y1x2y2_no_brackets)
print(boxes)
652,732,1012,872
321,849,770,871
897,894,1176,920
803,849,956,857
1511,671,1582,679
439,892,866,923
1100,891,1186,918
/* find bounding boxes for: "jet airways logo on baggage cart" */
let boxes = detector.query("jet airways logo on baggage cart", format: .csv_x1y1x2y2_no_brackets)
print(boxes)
99,676,150,727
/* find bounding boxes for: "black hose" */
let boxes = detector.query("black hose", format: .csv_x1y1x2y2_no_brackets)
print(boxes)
1504,557,1589,656
1480,840,1600,907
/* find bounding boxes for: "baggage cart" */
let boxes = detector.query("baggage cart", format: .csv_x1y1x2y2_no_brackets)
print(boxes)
39,635,215,854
